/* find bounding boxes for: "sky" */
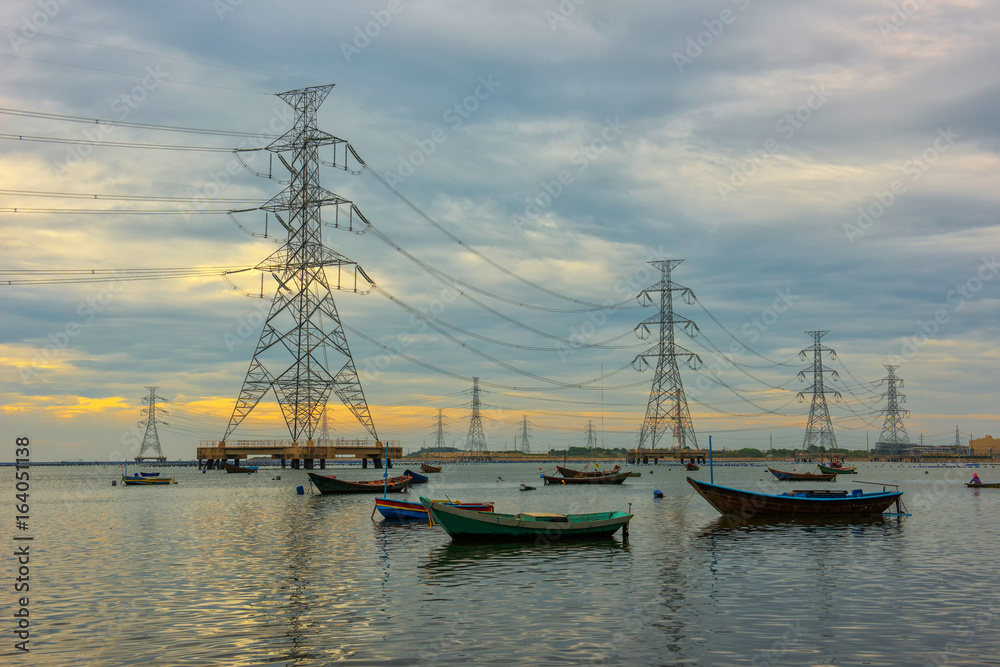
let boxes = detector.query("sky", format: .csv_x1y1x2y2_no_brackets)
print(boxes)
2,1,998,461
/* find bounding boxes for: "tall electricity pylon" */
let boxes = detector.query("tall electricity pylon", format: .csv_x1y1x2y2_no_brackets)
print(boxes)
223,84,378,444
876,365,910,453
433,409,448,449
585,420,598,449
797,331,840,451
633,259,701,450
518,416,532,453
465,377,487,452
136,386,168,461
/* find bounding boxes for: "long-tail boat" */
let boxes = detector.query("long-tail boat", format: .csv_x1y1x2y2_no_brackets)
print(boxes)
222,461,258,474
307,472,411,494
543,470,630,485
556,465,623,478
420,497,632,541
768,468,836,482
375,497,493,521
687,477,903,518
121,473,176,485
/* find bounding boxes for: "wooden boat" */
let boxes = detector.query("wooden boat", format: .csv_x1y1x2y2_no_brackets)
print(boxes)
768,467,836,482
556,465,623,478
402,469,429,484
222,461,258,474
967,482,1000,488
542,471,630,485
420,463,442,473
375,497,493,521
307,472,411,494
685,462,700,471
687,477,903,518
818,463,857,474
121,474,176,486
420,497,632,541
519,484,535,491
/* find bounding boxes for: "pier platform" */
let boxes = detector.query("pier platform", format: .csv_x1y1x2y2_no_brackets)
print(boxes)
197,439,402,470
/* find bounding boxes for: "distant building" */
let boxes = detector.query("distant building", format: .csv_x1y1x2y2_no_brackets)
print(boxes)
970,435,999,457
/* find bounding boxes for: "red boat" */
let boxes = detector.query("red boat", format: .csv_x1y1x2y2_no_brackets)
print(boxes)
543,471,630,485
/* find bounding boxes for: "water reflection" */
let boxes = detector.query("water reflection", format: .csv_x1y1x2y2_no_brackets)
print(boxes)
422,539,631,576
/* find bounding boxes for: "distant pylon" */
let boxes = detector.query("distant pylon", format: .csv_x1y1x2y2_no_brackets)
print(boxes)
465,377,487,452
955,425,960,448
222,84,378,444
797,331,840,451
633,259,701,450
875,365,910,453
585,420,598,448
433,409,448,449
518,416,532,453
136,386,168,462
317,407,331,445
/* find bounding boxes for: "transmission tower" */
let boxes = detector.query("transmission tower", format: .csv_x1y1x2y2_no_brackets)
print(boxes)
518,416,532,453
585,420,598,449
633,259,701,450
464,377,487,452
136,386,168,461
432,409,448,450
875,365,910,455
317,407,332,445
797,331,840,451
223,84,378,444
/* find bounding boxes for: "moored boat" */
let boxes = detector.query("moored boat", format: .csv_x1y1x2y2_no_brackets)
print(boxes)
121,474,176,485
556,465,624,478
685,462,700,471
542,471,630,485
420,497,632,541
403,469,429,484
967,482,1000,488
769,468,836,482
307,472,411,494
420,463,442,473
222,461,259,474
687,477,903,518
818,463,857,474
375,497,493,521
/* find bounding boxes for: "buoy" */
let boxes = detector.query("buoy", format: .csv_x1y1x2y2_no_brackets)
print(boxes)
653,490,664,498
296,485,305,495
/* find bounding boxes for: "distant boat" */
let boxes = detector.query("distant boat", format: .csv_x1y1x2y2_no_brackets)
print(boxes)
420,463,442,473
519,484,535,491
402,469,429,484
420,497,632,541
967,482,1000,488
121,474,176,486
542,471,630,485
687,477,903,518
375,497,492,521
307,472,411,494
221,461,258,474
685,462,700,471
769,468,837,482
556,465,623,478
818,455,857,474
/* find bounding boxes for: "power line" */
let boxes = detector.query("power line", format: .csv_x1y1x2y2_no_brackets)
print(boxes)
0,107,272,138
0,132,238,151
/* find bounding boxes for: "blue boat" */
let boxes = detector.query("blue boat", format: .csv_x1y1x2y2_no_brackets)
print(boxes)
374,497,493,521
403,469,429,484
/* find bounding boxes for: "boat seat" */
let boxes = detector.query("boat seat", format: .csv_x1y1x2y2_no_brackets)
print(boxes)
518,513,568,522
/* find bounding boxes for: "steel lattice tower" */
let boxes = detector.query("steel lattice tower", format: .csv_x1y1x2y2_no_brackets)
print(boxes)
633,260,701,450
518,416,532,453
433,409,448,449
585,420,598,449
223,84,378,444
876,365,910,452
136,386,168,461
464,377,487,452
797,331,840,451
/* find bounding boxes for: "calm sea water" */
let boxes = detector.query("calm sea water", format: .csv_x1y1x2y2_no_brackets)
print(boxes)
8,461,1000,666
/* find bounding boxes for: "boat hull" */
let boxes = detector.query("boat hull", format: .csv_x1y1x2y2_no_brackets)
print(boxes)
402,469,429,484
121,475,175,485
818,464,857,474
420,464,442,473
543,471,630,485
687,477,902,518
375,497,493,521
307,472,411,494
768,468,837,482
222,462,258,474
967,482,1000,488
556,465,623,478
421,497,632,541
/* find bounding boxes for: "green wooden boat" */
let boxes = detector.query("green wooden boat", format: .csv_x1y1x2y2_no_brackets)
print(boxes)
420,496,632,541
817,463,857,474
